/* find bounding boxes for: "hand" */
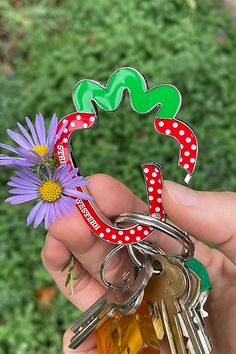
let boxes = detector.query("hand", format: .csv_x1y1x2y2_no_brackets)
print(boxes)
41,174,236,354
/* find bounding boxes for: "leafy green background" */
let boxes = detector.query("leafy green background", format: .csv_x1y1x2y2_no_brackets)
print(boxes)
0,0,236,352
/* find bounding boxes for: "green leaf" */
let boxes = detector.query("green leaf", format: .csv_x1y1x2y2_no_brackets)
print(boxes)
61,257,72,272
73,272,83,281
65,273,71,288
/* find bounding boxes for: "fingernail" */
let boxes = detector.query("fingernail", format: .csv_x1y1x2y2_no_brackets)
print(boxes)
164,180,198,206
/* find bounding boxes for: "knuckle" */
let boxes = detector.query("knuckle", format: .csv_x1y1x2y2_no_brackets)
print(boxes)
41,239,55,268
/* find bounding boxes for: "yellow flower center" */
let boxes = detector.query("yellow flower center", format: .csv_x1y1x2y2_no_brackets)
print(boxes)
32,145,49,158
39,180,62,202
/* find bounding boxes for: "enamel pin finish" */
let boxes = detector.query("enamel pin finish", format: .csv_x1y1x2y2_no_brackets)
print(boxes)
54,68,198,244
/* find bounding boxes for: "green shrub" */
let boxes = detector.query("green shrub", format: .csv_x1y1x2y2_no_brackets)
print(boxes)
0,0,236,352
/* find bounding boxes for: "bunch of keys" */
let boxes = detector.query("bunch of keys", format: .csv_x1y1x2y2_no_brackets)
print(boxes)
53,68,212,352
68,215,212,354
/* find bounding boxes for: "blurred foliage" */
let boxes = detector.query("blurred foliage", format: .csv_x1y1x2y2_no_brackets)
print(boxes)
0,0,236,352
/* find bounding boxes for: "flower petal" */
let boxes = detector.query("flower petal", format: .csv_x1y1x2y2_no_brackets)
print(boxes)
58,168,80,184
35,113,46,146
16,147,40,163
58,196,74,216
7,129,32,149
47,114,58,153
33,202,47,228
8,181,38,190
5,194,37,204
8,188,38,195
64,179,90,189
61,195,77,210
50,203,57,223
10,176,36,187
25,116,40,146
17,122,35,147
0,143,18,153
16,169,41,184
27,200,43,226
53,200,62,220
44,203,52,229
53,164,71,181
55,121,68,143
0,155,31,167
64,188,93,200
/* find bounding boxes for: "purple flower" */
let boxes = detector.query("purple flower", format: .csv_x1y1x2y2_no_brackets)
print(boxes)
6,165,92,229
0,113,65,167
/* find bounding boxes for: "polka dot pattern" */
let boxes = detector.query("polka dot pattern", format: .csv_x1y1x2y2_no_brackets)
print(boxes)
155,118,198,175
142,163,166,222
54,112,96,171
55,115,166,245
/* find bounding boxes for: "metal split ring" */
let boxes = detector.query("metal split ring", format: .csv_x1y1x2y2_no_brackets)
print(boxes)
115,212,194,261
99,243,152,291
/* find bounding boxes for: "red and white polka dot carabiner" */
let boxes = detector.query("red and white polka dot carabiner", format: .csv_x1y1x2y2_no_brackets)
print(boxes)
54,68,198,245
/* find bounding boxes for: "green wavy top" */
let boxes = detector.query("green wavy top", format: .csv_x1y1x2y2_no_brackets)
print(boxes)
73,67,181,118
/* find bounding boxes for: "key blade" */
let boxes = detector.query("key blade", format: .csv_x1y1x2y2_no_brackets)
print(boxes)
71,295,107,333
161,300,178,354
69,316,99,349
192,312,212,353
149,303,165,340
178,309,212,354
69,301,114,349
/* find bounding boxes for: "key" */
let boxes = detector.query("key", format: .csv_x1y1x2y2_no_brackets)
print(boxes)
96,300,160,353
196,289,210,321
178,266,212,354
195,290,212,352
148,302,165,341
144,253,190,354
69,256,152,349
134,241,212,353
141,242,212,353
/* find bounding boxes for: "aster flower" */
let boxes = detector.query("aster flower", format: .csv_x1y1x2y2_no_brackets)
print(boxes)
6,164,92,229
0,113,66,167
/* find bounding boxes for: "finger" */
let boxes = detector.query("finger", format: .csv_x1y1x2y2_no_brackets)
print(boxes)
42,234,105,309
48,173,185,281
42,234,104,352
162,180,236,264
48,174,148,280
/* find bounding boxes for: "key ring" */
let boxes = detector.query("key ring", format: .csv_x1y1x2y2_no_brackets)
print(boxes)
114,212,194,261
99,243,153,291
100,241,165,290
126,242,166,268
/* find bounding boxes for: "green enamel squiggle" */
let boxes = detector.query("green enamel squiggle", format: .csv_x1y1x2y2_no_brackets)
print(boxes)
73,67,181,119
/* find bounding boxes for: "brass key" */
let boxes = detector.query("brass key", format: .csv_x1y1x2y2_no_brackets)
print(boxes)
148,302,165,341
144,254,190,354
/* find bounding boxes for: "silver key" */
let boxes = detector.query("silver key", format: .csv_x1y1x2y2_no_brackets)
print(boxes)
196,290,209,321
69,255,152,349
178,269,212,354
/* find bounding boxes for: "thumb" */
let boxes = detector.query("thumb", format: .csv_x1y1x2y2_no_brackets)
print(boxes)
162,181,236,264
63,328,97,354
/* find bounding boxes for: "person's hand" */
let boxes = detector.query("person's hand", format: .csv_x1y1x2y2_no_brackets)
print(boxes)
41,174,236,354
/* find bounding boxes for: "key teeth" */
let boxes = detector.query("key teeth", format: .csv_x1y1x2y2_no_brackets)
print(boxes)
186,339,196,354
198,307,209,319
